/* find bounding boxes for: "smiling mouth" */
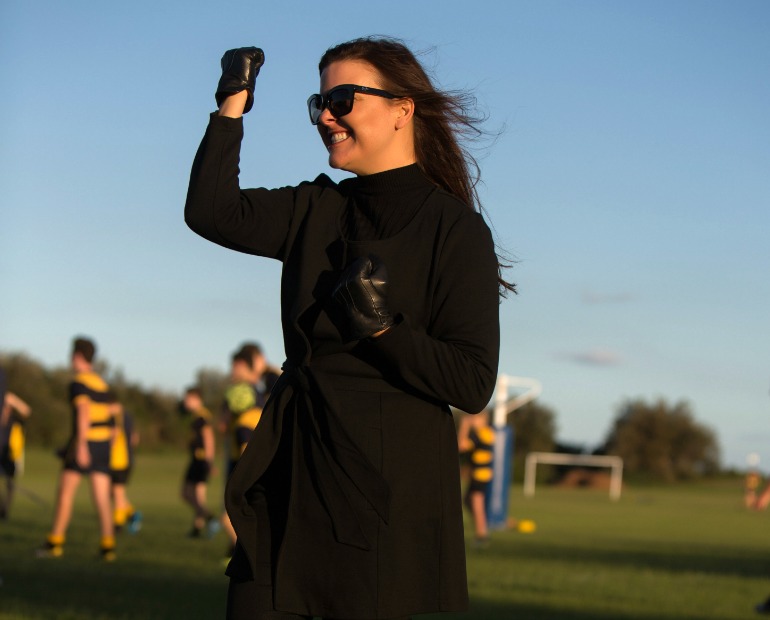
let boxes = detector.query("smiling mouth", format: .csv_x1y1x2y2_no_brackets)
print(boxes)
329,131,349,146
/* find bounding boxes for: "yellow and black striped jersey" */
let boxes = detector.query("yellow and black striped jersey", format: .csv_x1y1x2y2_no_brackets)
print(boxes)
110,409,135,471
189,406,213,461
469,426,495,483
70,372,114,442
1,410,26,464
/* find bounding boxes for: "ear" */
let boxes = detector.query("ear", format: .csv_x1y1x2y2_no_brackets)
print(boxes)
394,98,414,130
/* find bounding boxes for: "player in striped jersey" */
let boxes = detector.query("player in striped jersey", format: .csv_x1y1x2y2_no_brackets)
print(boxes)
180,386,216,538
0,367,32,520
110,397,141,534
458,410,496,548
219,348,263,559
38,337,119,561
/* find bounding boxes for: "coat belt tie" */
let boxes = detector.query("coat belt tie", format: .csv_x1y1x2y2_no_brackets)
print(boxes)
280,363,390,550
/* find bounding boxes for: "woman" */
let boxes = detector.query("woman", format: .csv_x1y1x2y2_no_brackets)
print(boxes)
186,36,509,620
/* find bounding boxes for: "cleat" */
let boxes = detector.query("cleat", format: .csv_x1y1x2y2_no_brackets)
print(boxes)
127,511,143,534
205,517,221,539
36,544,64,559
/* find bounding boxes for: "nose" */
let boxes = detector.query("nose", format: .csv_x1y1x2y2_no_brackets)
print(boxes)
317,105,336,125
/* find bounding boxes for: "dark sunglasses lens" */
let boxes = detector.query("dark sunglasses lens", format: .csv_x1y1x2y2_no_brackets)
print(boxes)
307,87,356,124
308,95,323,124
327,87,354,118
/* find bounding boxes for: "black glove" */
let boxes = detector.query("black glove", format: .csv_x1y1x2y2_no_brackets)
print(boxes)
216,47,265,113
332,255,395,340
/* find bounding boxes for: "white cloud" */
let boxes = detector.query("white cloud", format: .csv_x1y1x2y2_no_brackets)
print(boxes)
558,349,623,367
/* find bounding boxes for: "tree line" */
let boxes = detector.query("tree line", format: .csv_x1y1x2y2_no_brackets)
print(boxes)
509,398,721,482
3,349,721,481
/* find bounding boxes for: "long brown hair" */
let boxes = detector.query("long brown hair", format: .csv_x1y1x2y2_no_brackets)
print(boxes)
319,36,515,296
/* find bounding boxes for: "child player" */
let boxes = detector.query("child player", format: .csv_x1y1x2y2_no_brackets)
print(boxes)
109,394,141,533
180,386,216,538
38,337,119,561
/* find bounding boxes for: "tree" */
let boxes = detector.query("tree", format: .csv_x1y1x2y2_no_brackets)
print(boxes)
509,400,557,482
1,352,71,448
601,398,720,481
192,366,229,412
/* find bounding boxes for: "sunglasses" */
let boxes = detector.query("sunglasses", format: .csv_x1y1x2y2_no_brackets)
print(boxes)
307,84,401,125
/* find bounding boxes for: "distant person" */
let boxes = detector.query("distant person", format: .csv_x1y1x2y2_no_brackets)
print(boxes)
109,395,141,534
222,348,263,477
0,368,32,520
180,386,217,538
458,410,495,548
745,468,762,509
220,348,264,559
38,337,119,561
236,342,280,407
755,481,770,511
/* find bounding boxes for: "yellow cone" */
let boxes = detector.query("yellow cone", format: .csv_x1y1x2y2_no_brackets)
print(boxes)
517,519,537,534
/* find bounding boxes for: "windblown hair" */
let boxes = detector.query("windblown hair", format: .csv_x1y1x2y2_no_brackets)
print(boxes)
319,36,515,295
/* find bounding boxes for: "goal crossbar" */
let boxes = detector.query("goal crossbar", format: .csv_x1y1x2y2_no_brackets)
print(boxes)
523,452,623,501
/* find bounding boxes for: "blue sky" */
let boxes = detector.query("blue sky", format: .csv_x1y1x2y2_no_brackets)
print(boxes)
1,1,768,469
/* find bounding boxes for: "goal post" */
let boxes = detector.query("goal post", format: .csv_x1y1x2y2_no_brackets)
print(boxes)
523,452,624,501
486,374,542,530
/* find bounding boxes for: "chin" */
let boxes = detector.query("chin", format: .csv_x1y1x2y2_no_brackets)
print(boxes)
327,155,354,174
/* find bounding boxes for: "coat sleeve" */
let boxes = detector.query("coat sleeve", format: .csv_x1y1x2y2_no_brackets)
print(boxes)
184,113,296,260
370,212,501,414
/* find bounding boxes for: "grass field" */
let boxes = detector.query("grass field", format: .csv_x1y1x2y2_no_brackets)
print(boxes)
1,449,769,620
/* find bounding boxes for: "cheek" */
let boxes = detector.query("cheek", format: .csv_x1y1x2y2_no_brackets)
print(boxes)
358,120,394,150
349,112,386,143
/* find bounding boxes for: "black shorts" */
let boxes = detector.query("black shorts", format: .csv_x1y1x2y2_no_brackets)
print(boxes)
466,478,492,495
111,467,133,485
0,452,16,478
62,440,112,475
185,459,211,484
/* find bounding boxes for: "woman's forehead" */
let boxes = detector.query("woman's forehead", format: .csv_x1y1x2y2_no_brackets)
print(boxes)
320,59,382,91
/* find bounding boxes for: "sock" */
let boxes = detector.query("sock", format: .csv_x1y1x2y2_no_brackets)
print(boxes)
100,535,116,551
114,508,127,527
46,533,65,547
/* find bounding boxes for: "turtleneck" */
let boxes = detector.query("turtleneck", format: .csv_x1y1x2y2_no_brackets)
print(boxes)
338,164,436,241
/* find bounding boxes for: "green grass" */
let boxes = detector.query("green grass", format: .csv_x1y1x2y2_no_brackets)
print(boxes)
1,449,769,619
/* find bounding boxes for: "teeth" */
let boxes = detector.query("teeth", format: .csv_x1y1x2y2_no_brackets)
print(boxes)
330,132,348,144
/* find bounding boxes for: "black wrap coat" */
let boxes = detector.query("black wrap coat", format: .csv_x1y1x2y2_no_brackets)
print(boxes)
185,114,500,619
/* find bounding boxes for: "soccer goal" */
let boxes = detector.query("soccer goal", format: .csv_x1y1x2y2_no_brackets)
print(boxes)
523,452,624,501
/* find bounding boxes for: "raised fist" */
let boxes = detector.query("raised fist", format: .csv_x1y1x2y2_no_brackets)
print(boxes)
216,47,265,114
